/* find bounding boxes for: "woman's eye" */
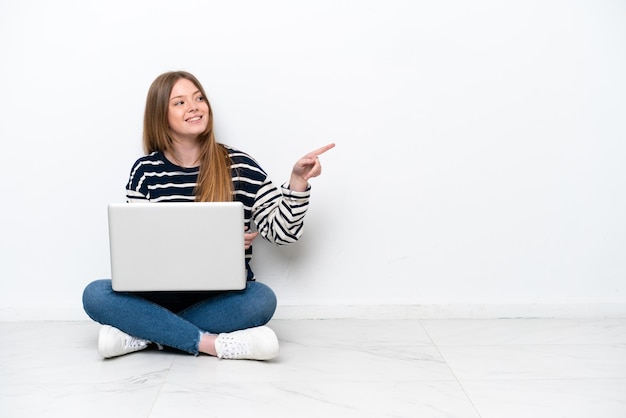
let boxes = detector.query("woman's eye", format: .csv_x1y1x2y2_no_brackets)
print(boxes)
196,96,204,102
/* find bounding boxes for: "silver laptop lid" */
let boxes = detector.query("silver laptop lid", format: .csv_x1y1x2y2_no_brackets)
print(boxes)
108,201,246,291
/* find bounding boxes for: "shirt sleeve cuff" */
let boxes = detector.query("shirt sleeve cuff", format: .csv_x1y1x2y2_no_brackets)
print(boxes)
281,182,311,197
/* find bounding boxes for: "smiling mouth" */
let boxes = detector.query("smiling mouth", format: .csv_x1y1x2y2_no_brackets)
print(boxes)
186,115,203,122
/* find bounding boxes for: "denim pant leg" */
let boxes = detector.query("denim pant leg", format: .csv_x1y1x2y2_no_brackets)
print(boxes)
82,279,277,355
178,281,277,334
82,279,203,355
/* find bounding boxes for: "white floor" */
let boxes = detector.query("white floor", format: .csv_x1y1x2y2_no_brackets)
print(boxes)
1,318,626,417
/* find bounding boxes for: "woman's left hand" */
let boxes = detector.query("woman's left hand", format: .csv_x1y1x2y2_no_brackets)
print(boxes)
290,143,336,191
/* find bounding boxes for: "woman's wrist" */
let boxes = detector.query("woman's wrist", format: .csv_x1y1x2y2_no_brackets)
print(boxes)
288,174,309,192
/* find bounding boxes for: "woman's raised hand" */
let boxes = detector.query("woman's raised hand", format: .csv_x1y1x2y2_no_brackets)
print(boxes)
289,143,336,191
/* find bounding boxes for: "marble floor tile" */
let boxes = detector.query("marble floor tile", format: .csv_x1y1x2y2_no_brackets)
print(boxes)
150,380,481,418
463,378,626,418
1,318,626,418
436,344,626,380
0,321,173,417
0,381,163,418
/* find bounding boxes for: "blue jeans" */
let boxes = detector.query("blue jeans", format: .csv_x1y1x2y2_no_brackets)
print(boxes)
82,279,277,355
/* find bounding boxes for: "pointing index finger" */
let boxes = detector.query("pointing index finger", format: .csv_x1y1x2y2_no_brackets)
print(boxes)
309,143,336,157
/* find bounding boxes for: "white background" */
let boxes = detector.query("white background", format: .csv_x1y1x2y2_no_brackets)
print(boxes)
1,0,625,319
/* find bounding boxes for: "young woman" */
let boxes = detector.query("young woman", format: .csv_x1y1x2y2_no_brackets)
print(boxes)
82,71,334,360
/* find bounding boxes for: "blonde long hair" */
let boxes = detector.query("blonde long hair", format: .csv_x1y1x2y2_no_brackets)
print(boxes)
143,71,233,202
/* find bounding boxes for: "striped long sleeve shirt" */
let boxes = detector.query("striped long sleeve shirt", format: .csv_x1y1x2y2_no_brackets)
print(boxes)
125,145,311,280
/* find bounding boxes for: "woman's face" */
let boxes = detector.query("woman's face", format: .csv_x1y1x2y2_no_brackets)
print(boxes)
167,78,209,142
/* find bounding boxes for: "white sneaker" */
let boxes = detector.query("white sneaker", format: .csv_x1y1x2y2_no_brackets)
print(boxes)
98,325,150,359
214,326,279,360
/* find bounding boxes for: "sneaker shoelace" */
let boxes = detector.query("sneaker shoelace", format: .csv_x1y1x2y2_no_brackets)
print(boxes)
218,336,249,358
124,336,149,350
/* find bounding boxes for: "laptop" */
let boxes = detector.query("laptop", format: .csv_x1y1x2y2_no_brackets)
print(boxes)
108,201,247,292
